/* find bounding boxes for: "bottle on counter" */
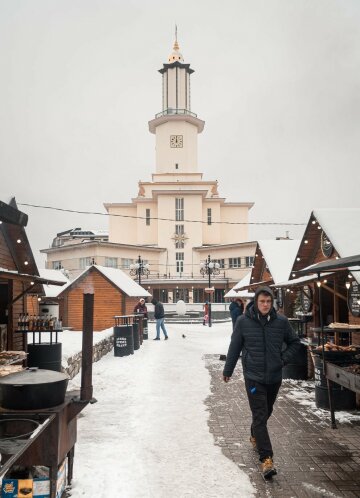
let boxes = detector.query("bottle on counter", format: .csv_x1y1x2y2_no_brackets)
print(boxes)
59,317,63,331
28,315,33,332
18,313,23,331
25,313,29,331
49,315,54,331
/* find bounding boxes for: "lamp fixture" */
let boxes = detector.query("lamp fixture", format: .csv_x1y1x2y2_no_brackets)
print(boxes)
17,239,21,243
24,261,28,265
345,281,351,290
316,281,321,287
296,257,300,261
304,240,308,244
312,220,316,225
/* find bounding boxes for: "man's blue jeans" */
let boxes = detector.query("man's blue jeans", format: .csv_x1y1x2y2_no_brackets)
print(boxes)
156,318,168,338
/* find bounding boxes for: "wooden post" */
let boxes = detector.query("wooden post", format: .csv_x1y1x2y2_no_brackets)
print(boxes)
81,293,94,401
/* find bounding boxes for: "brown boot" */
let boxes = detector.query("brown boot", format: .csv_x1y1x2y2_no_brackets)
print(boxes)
261,456,277,479
250,436,257,450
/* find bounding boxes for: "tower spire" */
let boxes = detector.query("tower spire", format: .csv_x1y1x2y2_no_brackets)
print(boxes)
174,24,179,51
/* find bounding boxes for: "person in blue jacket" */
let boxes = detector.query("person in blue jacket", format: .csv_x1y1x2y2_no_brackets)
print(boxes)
229,298,244,330
223,286,300,479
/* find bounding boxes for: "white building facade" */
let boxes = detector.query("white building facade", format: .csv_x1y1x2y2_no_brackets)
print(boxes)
42,38,256,303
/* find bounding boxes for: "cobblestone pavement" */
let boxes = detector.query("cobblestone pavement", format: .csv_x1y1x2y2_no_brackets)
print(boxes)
205,355,360,498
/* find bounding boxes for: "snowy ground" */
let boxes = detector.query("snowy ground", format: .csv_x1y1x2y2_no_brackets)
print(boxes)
65,321,255,498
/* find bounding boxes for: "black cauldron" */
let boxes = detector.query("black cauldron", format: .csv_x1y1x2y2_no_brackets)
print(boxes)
0,368,69,410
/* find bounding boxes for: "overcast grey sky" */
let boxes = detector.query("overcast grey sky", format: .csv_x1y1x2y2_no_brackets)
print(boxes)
1,0,359,266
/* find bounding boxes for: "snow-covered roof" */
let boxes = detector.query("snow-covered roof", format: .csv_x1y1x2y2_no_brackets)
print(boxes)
39,269,70,298
59,265,151,298
226,272,255,298
257,239,301,284
313,208,360,257
272,272,334,288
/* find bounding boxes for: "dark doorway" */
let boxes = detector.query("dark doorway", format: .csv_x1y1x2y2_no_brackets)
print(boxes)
0,284,9,324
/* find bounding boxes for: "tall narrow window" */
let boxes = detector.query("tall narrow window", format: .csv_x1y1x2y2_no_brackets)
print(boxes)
175,198,184,221
207,208,212,225
105,257,118,268
79,257,92,269
146,209,151,226
245,256,254,267
176,252,184,273
229,257,241,269
213,259,225,268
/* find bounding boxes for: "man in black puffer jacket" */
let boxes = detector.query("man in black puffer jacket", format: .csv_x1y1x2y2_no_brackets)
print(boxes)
223,286,300,479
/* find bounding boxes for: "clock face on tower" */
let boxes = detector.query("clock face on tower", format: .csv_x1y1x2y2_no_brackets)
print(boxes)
170,135,183,148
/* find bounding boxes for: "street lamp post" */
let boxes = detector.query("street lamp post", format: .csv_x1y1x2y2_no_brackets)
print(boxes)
130,255,150,286
200,254,220,327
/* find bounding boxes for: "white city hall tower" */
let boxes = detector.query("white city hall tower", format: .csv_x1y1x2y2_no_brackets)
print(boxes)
104,37,255,303
43,37,255,304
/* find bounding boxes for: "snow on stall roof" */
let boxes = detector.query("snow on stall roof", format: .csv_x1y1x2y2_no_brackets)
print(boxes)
39,269,70,298
314,208,360,258
59,265,151,297
226,272,255,298
96,265,152,297
313,208,360,284
257,239,301,284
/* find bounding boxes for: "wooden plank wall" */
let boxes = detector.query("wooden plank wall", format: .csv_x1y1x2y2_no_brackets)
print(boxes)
0,231,25,351
62,270,141,331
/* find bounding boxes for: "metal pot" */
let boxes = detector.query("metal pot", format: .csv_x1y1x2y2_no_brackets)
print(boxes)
0,368,69,410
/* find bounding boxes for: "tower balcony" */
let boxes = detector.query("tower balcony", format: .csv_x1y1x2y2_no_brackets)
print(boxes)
155,108,197,119
149,110,205,134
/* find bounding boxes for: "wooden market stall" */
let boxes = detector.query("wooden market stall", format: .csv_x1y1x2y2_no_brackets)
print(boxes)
298,254,360,427
57,264,151,331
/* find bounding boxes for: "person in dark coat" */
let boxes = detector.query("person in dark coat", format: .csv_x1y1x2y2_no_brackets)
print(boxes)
229,298,244,330
151,298,168,340
222,286,300,479
133,298,148,318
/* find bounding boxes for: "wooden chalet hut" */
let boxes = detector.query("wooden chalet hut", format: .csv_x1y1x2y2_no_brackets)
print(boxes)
235,239,300,312
58,265,151,331
274,208,360,345
0,198,65,351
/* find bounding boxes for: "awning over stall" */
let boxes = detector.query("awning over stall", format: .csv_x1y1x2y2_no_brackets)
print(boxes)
272,272,334,288
0,268,66,304
298,254,360,275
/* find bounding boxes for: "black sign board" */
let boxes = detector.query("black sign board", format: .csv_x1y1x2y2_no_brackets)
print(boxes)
301,285,313,313
321,230,333,258
276,288,284,308
348,281,360,317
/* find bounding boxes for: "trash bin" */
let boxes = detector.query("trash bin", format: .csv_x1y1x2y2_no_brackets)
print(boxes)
28,343,62,372
114,325,134,357
142,318,148,340
132,321,140,351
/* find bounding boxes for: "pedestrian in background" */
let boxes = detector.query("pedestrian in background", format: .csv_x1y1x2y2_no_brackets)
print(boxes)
222,286,300,479
203,301,209,326
229,297,244,330
133,298,148,318
151,298,168,340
